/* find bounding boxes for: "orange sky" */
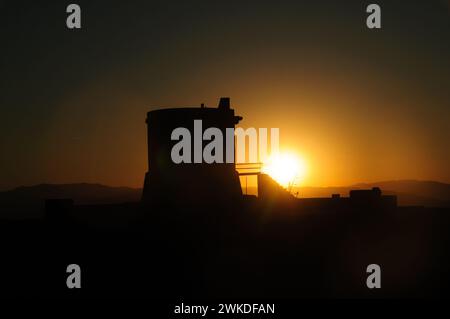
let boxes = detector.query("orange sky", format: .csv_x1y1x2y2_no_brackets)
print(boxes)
1,1,449,190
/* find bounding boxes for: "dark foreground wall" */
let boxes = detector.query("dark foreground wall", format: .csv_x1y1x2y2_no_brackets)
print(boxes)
0,199,449,299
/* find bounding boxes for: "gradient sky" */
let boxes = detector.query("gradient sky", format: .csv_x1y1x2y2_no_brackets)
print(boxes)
1,0,449,190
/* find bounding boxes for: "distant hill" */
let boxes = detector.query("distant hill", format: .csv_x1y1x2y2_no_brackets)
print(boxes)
0,183,141,219
1,180,449,219
296,180,450,207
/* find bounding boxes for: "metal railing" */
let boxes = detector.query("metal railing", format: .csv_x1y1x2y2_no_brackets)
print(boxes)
235,162,263,176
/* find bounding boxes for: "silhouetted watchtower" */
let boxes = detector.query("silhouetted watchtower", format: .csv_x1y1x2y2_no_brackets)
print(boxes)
142,97,243,205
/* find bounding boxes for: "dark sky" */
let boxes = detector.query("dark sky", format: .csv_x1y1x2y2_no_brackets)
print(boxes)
0,0,449,189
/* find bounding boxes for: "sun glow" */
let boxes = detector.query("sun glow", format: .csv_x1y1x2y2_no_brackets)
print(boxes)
262,152,307,188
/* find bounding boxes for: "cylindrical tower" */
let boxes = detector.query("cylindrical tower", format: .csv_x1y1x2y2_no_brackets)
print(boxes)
142,97,243,205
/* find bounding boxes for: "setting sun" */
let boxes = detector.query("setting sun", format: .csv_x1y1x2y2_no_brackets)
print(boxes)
262,152,307,188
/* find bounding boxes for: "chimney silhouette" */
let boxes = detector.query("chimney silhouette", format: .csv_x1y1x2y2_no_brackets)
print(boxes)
218,97,230,109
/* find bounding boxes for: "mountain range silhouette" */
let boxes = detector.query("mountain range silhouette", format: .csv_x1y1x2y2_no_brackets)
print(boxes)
1,179,448,219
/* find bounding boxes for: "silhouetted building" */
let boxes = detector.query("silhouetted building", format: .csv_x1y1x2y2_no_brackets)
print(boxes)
297,187,397,211
350,187,381,199
258,173,295,202
142,97,243,205
349,187,396,210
